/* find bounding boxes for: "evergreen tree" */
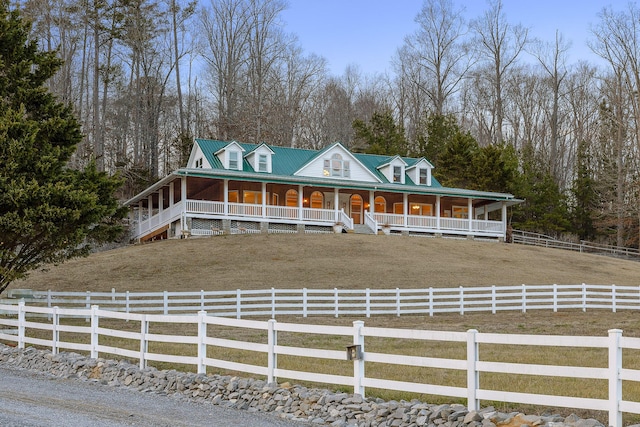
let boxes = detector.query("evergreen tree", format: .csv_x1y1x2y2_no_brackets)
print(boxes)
0,2,126,295
413,113,460,167
570,139,597,240
352,110,409,156
434,128,479,189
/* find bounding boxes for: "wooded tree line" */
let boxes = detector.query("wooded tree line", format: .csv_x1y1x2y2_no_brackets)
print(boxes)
15,0,640,247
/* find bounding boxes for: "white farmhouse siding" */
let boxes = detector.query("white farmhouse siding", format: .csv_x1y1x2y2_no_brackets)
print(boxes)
187,144,212,169
377,156,407,184
245,143,274,173
215,141,245,170
295,143,381,182
406,158,433,186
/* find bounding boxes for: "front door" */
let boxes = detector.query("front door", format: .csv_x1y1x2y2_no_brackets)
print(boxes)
350,194,363,225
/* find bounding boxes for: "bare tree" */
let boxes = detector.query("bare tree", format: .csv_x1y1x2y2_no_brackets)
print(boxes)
470,0,529,144
402,0,471,115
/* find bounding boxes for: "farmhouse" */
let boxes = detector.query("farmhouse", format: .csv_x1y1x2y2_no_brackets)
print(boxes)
125,139,521,242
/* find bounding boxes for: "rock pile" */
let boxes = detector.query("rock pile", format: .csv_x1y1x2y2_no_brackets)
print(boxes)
0,344,608,427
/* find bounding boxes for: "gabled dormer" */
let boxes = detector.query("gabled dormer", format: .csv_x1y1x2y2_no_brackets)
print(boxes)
406,158,434,186
187,141,212,169
294,142,382,182
245,143,275,173
214,141,245,171
377,156,408,184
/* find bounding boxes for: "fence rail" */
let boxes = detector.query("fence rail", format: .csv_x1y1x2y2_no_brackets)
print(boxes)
512,230,640,259
0,303,636,427
3,284,640,318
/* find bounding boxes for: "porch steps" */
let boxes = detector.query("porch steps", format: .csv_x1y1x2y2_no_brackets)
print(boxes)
351,224,376,235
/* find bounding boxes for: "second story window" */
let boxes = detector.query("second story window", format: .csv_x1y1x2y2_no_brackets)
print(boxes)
419,168,428,184
258,154,268,172
229,151,239,170
393,166,402,182
195,158,203,168
323,153,350,178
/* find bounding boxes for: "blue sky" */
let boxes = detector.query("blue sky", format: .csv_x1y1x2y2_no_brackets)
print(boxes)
280,0,612,76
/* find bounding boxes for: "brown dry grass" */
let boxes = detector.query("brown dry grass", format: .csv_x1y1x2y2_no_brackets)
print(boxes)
13,233,640,292
11,234,640,424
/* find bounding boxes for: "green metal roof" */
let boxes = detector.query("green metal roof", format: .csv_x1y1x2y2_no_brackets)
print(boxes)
122,138,518,205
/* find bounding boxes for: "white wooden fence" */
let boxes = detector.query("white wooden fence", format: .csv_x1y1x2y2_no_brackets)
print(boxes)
3,284,640,318
0,302,638,427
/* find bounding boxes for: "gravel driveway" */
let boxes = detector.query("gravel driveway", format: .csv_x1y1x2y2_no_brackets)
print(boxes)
0,367,307,427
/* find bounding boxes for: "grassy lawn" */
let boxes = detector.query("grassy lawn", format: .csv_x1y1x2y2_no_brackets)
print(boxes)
9,233,640,423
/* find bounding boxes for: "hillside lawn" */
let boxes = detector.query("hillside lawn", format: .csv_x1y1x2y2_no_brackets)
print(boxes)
10,233,640,422
13,233,640,336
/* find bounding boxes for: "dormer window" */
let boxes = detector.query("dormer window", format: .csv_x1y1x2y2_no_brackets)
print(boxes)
419,168,428,184
258,154,268,172
393,166,402,182
229,151,240,170
323,153,350,178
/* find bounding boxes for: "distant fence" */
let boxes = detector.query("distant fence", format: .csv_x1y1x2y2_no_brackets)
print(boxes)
2,284,639,318
512,230,640,259
0,302,638,427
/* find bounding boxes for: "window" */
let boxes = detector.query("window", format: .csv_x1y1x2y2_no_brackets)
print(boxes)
374,196,386,213
323,154,350,178
452,206,468,219
285,189,298,207
310,191,323,209
419,168,428,185
393,166,402,182
243,191,262,204
228,190,239,203
410,203,433,216
258,154,268,172
195,158,203,168
228,151,239,170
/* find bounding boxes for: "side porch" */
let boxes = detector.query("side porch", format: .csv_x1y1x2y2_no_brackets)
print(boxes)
126,174,511,242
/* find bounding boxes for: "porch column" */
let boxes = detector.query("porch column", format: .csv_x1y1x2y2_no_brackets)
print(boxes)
468,198,473,232
158,188,164,215
484,205,488,220
147,195,153,221
403,193,408,227
436,195,441,230
502,201,507,235
223,179,229,215
180,176,187,233
369,191,374,219
298,185,304,220
334,188,339,222
169,181,174,208
262,182,267,218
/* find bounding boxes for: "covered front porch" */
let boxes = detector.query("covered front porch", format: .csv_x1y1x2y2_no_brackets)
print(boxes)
126,173,513,242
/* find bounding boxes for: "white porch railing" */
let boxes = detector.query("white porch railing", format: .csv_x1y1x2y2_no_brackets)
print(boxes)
133,200,504,239
364,210,378,232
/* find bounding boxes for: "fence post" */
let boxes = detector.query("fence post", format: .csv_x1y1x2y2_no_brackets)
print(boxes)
47,290,52,321
126,291,130,316
267,319,277,385
200,290,205,311
459,286,464,315
140,315,148,369
52,306,59,355
429,287,434,317
466,329,479,412
611,284,616,313
163,291,169,315
197,311,207,374
271,287,276,319
582,283,587,312
553,284,558,312
521,284,526,313
365,288,370,318
85,291,91,322
608,329,623,427
334,288,339,318
112,288,116,303
491,286,496,314
396,288,400,317
302,288,307,318
90,305,99,359
352,320,365,397
236,289,242,319
17,301,25,349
